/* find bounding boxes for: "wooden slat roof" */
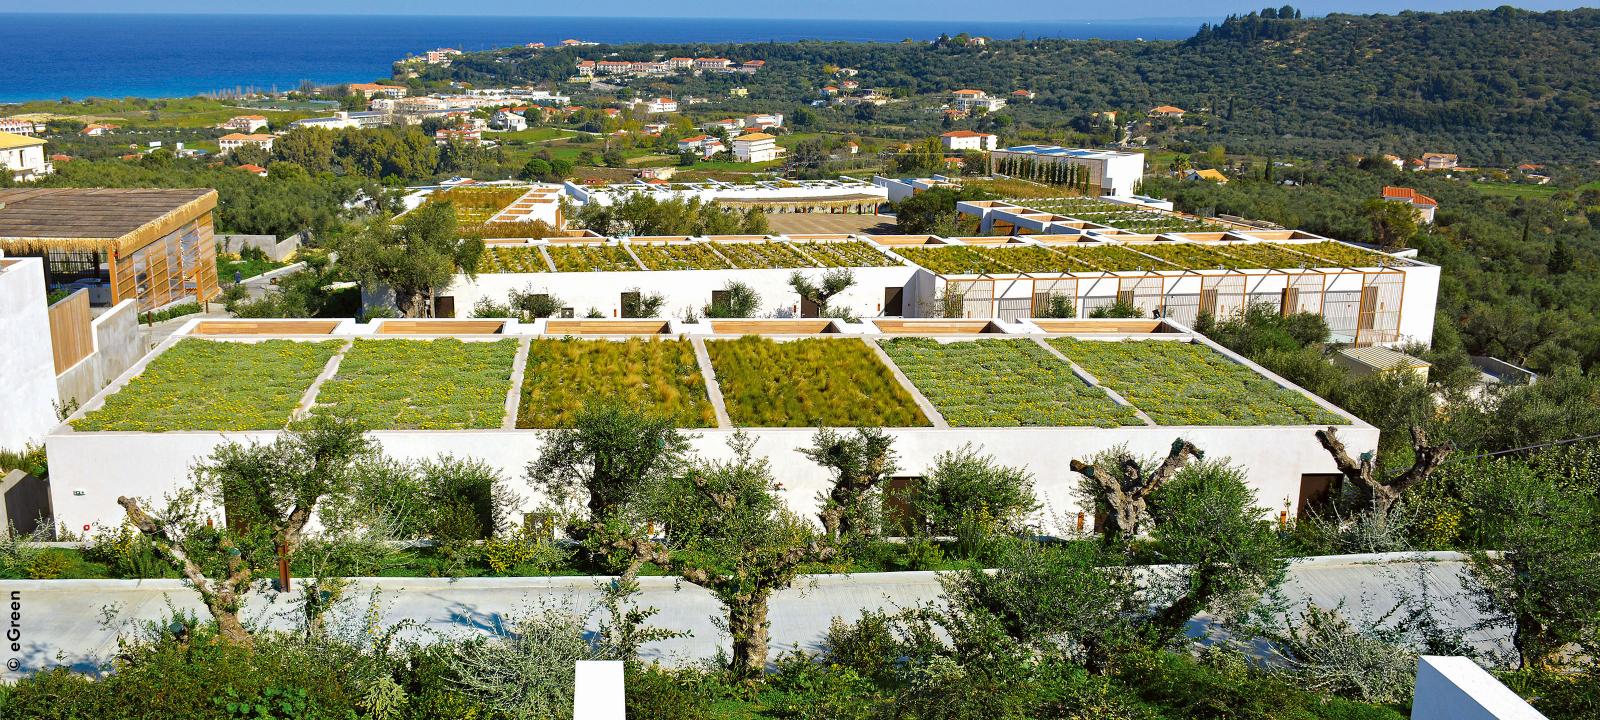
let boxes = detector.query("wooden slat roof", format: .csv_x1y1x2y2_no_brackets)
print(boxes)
0,188,217,253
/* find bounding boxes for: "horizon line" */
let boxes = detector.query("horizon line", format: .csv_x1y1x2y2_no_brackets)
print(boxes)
0,10,1218,24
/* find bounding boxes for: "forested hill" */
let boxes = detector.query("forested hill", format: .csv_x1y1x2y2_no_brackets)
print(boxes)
430,7,1600,162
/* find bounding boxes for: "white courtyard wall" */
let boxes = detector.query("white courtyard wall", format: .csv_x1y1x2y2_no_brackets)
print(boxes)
0,258,64,450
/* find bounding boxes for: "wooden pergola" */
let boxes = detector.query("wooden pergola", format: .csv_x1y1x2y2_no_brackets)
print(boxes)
0,188,220,310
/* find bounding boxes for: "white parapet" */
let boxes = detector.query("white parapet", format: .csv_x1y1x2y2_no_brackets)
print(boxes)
573,660,625,720
1412,656,1546,720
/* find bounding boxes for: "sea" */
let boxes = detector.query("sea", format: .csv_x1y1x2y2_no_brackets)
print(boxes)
0,13,1201,103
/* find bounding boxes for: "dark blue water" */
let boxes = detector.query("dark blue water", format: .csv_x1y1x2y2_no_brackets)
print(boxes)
0,14,1199,102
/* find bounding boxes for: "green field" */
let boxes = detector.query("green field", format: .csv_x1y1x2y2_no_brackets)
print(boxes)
1469,181,1560,199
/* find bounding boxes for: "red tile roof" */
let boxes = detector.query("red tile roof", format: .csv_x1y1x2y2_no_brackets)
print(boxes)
1381,186,1438,207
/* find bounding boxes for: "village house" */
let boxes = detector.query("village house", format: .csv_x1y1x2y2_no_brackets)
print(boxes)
667,57,694,71
1381,186,1438,223
1186,168,1230,184
949,89,1005,113
642,97,679,114
0,131,52,182
0,118,44,136
490,109,528,131
235,163,269,177
217,133,275,154
694,57,732,71
80,124,118,137
1418,153,1458,171
425,48,462,65
1011,89,1036,100
1149,105,1187,118
347,82,409,99
940,130,998,152
732,132,783,163
743,113,783,130
677,134,725,158
221,115,269,133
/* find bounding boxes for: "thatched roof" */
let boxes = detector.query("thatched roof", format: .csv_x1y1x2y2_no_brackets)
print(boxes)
0,188,218,254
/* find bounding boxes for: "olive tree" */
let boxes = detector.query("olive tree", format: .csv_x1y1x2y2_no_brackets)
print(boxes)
340,200,484,317
117,416,376,645
1315,425,1452,515
646,434,832,677
799,427,897,542
1069,438,1203,542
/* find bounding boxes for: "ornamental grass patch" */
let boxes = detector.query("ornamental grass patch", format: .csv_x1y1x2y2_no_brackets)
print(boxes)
313,339,518,430
893,246,1015,274
477,247,551,273
72,339,340,432
793,240,898,267
1049,338,1347,426
705,336,929,427
546,244,640,272
879,338,1141,427
714,241,817,269
518,338,717,428
631,243,733,270
1286,241,1398,267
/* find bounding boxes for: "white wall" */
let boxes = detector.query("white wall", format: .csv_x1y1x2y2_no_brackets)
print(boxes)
46,423,1377,535
1411,656,1547,720
0,258,65,450
55,299,144,409
449,265,921,320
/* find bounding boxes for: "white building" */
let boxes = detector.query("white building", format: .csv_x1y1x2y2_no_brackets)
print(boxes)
491,110,528,131
940,130,998,152
743,113,783,130
0,258,61,450
949,89,1006,113
44,315,1377,533
676,135,724,158
0,132,51,182
1381,186,1438,224
989,146,1147,197
217,133,275,154
222,115,269,133
565,178,885,214
642,97,678,114
0,118,44,136
425,48,462,64
732,133,782,163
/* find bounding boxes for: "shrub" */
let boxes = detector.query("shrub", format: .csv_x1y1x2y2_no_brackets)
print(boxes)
911,445,1039,537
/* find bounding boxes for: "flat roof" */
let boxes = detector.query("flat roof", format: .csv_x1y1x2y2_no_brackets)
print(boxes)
0,188,217,252
997,145,1141,160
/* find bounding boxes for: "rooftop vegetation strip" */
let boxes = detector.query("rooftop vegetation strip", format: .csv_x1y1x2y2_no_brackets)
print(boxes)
1048,338,1348,426
705,336,931,428
1005,196,1130,214
311,339,518,430
1128,243,1265,270
545,244,640,272
1285,241,1402,267
517,337,718,428
1052,244,1178,272
477,246,551,273
630,243,735,270
423,187,527,224
713,241,818,269
878,338,1142,428
980,245,1101,273
892,245,1017,274
1212,242,1334,268
71,339,342,432
791,240,899,268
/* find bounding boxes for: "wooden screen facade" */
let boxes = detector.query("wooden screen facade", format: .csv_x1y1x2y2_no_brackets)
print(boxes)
47,289,93,373
109,213,219,311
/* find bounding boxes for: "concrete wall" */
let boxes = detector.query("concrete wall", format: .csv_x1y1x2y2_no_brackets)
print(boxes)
217,232,303,262
449,265,923,320
55,299,144,410
46,422,1376,534
1412,656,1547,720
0,258,64,450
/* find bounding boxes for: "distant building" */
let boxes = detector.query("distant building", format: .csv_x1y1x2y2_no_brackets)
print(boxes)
728,86,748,98
1011,89,1035,100
642,97,678,114
434,126,483,146
694,57,732,71
425,48,462,65
989,145,1146,197
743,113,783,130
81,124,118,136
1333,346,1430,382
739,60,765,73
0,131,51,182
949,89,1005,113
347,82,409,99
1149,105,1187,118
1418,153,1458,171
1381,186,1438,223
1186,168,1229,183
490,109,528,131
222,115,269,133
732,132,782,163
0,118,43,136
667,57,694,71
235,163,269,177
704,118,743,132
575,60,596,77
677,135,725,158
940,130,998,152
218,133,275,154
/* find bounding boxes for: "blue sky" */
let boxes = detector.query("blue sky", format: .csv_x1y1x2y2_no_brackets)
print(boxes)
0,0,1588,21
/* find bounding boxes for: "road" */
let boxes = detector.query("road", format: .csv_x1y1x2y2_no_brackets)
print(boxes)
0,551,1505,678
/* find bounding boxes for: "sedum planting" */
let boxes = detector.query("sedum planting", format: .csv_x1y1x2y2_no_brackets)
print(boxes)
879,338,1141,427
792,240,898,268
73,339,341,432
631,243,734,270
518,337,717,428
706,336,929,427
545,244,639,272
1049,338,1347,426
313,339,518,430
714,240,816,269
477,247,550,273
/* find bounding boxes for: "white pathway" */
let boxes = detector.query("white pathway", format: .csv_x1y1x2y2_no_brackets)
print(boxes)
1,552,1505,678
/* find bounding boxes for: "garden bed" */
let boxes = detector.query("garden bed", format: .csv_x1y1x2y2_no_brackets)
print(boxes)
792,240,898,267
72,339,341,432
1126,243,1258,270
879,338,1141,427
545,244,640,272
630,243,733,270
1048,338,1347,426
1284,241,1398,267
517,338,717,428
477,247,550,273
705,336,929,427
1211,242,1330,268
893,246,1017,274
713,241,817,269
423,187,526,224
1052,245,1178,272
313,339,518,430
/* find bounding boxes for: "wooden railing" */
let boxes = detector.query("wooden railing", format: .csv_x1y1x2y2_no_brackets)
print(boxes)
47,289,93,373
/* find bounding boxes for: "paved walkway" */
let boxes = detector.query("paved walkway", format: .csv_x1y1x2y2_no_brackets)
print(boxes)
0,552,1505,678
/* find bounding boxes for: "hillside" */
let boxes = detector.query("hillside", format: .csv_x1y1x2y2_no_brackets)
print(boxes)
427,7,1600,163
